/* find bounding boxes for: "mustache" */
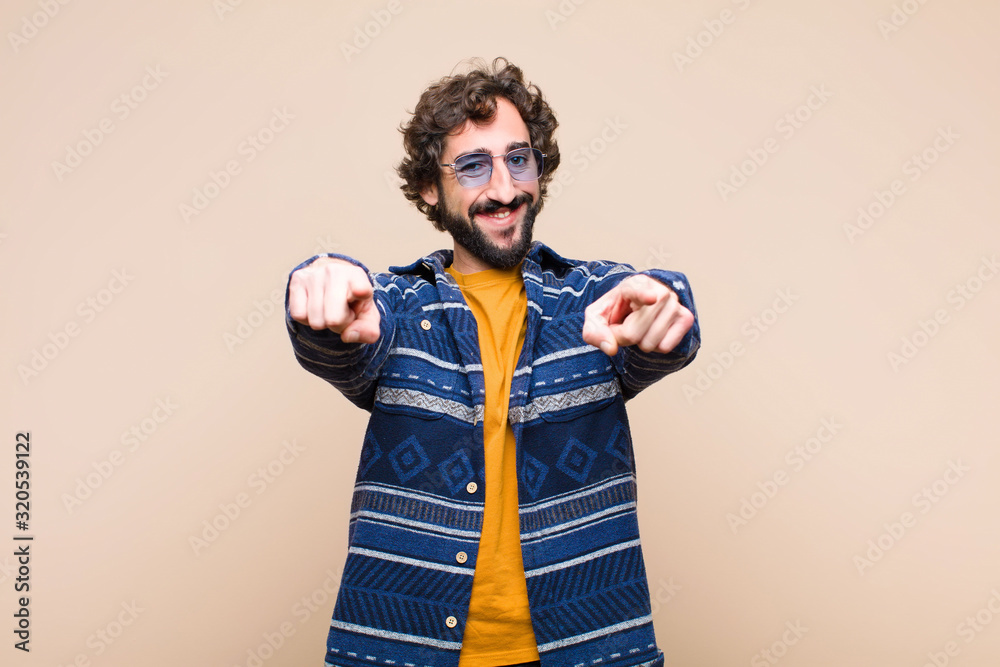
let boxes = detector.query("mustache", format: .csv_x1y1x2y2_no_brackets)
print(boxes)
469,192,534,217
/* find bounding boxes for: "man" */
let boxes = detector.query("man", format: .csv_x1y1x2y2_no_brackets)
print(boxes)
286,58,700,667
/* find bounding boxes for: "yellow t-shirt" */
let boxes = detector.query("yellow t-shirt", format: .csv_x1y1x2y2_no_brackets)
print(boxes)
445,262,539,667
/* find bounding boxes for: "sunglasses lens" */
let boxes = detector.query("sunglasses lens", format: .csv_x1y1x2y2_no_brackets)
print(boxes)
506,148,543,181
450,148,544,187
453,154,492,186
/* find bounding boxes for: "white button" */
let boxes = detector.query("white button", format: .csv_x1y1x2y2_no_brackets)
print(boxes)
456,551,468,564
420,319,432,330
466,482,478,494
445,615,458,628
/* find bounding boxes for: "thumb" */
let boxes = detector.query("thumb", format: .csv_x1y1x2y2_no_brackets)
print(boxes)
583,286,628,356
582,314,618,357
341,294,381,344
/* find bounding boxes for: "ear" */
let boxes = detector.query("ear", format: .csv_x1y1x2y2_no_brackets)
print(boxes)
420,183,439,207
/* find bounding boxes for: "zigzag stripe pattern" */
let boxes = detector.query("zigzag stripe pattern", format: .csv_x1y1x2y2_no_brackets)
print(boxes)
341,554,469,601
334,586,461,641
508,379,619,424
530,543,644,604
374,386,480,423
532,582,651,647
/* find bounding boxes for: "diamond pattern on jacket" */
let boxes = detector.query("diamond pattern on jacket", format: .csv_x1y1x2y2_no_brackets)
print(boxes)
388,436,431,483
521,452,549,499
437,449,475,494
604,421,630,466
556,437,597,483
359,431,382,478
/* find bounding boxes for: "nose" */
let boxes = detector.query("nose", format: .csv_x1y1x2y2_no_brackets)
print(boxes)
483,155,518,204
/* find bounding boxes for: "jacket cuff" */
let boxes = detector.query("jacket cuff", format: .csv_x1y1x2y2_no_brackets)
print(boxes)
636,268,701,363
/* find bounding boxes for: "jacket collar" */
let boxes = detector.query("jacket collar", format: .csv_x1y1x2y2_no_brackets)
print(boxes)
387,241,576,282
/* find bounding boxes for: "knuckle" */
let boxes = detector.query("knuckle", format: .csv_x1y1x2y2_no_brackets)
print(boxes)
618,329,639,346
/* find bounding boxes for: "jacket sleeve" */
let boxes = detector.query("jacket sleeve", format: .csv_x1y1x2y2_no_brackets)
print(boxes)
587,263,701,401
284,253,397,412
618,267,700,400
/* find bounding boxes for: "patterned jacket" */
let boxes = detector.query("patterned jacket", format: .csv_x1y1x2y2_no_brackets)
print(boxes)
285,241,700,667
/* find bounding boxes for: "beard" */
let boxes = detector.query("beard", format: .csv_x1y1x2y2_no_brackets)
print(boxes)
437,192,539,270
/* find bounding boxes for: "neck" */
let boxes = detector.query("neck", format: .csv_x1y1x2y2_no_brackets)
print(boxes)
451,245,497,274
451,245,525,275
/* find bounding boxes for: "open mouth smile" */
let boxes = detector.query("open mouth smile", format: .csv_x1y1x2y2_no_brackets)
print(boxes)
474,202,522,227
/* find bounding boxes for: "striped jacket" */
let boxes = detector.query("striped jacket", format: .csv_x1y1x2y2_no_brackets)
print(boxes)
286,241,700,667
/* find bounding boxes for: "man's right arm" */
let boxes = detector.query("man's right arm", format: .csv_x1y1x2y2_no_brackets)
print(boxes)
285,254,396,411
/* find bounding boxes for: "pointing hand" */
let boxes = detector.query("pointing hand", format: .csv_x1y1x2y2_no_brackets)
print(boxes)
582,274,693,356
287,258,381,344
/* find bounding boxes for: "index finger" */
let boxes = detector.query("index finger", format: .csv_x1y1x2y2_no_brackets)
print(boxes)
346,270,374,302
618,274,663,307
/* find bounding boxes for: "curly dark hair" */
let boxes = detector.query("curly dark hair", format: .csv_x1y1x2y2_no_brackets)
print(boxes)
396,57,561,230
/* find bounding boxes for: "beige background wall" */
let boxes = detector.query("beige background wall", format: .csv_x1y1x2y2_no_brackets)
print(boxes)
3,1,999,665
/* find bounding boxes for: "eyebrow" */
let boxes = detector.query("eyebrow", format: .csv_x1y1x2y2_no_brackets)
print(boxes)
455,140,531,160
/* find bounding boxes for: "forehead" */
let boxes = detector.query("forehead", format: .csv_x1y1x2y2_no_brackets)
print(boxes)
443,97,531,159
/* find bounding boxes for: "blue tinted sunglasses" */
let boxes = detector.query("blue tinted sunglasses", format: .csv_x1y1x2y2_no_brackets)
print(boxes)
441,147,545,188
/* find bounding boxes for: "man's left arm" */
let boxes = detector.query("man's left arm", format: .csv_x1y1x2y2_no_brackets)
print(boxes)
581,269,700,400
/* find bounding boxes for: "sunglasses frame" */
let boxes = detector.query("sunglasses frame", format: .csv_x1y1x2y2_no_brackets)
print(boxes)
440,147,546,188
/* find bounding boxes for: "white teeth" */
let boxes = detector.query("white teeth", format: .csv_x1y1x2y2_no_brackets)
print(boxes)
484,210,511,219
